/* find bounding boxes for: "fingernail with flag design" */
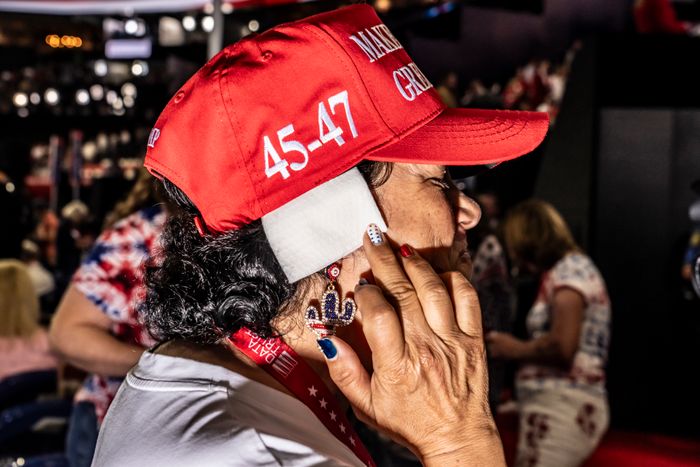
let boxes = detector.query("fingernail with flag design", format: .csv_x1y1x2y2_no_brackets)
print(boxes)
367,224,383,246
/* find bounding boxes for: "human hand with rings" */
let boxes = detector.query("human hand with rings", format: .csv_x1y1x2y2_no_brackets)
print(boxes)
320,226,505,466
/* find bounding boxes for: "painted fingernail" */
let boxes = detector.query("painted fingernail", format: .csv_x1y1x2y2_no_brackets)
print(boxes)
358,278,369,285
400,244,414,258
367,224,383,245
317,339,337,360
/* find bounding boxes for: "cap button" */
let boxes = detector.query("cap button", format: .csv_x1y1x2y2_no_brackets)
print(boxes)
261,50,273,61
174,90,186,103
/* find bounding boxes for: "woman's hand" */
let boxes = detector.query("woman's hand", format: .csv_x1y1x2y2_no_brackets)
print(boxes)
485,331,527,360
321,228,505,466
486,288,585,366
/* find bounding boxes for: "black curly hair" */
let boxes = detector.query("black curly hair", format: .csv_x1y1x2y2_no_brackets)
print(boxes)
143,161,392,344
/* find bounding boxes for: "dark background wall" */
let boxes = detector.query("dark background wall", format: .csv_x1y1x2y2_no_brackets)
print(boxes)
537,35,700,436
402,0,700,436
595,109,700,435
399,0,700,437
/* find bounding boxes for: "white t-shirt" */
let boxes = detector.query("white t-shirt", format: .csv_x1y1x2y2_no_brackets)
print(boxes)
92,351,364,467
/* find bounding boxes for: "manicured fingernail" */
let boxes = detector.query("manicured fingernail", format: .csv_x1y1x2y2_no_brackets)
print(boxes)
367,224,383,245
400,244,414,258
358,278,369,285
317,339,337,360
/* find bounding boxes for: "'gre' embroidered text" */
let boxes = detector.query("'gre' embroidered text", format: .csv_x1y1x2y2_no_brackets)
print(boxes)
393,63,433,101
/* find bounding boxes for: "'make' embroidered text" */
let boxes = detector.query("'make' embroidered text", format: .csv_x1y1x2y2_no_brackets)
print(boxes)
349,24,403,63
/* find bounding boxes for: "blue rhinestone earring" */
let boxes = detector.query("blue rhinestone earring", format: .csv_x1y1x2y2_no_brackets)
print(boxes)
306,262,357,339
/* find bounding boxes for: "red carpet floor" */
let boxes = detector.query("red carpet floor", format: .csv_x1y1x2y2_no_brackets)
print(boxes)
496,412,700,466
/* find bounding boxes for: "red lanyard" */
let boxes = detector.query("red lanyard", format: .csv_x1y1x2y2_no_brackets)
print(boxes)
229,328,376,467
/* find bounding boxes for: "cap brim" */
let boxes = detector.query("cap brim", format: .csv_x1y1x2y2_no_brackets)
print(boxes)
367,107,549,166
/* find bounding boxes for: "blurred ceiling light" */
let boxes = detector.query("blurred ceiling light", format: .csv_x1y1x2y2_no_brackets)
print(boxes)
125,19,139,35
17,108,29,118
159,17,185,47
375,0,391,12
30,92,41,105
5,181,16,192
45,34,82,48
113,107,126,116
106,90,118,104
94,60,108,77
46,34,60,48
30,145,46,160
76,89,90,105
182,15,196,32
82,141,97,161
248,20,260,32
201,16,215,33
121,83,137,97
103,18,123,36
120,130,131,144
44,88,59,105
222,3,233,14
131,60,148,76
13,92,28,107
112,97,124,110
123,96,135,108
89,84,104,101
203,2,214,14
96,133,108,150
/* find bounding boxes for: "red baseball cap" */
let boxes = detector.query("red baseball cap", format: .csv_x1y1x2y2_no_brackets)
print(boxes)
145,4,548,235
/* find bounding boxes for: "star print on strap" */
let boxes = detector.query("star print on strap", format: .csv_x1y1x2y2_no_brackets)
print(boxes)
230,328,376,467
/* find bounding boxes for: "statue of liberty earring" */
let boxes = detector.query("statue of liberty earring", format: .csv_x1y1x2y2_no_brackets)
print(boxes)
305,262,357,340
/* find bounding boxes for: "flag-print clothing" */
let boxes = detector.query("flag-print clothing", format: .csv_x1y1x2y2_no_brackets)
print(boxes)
517,253,611,396
515,253,611,467
72,206,164,424
514,385,609,467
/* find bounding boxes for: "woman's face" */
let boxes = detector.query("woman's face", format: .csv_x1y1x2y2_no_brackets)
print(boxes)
333,163,481,367
373,163,481,278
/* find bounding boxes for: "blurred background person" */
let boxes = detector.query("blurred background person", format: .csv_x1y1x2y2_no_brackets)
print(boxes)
487,199,611,467
467,191,516,412
461,80,504,109
0,259,57,387
436,70,459,108
32,204,60,270
49,169,165,467
0,169,26,260
634,0,691,34
682,180,700,287
21,239,55,300
54,200,97,295
0,260,68,465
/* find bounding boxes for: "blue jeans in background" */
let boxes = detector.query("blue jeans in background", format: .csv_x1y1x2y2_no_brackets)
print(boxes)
65,401,98,467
